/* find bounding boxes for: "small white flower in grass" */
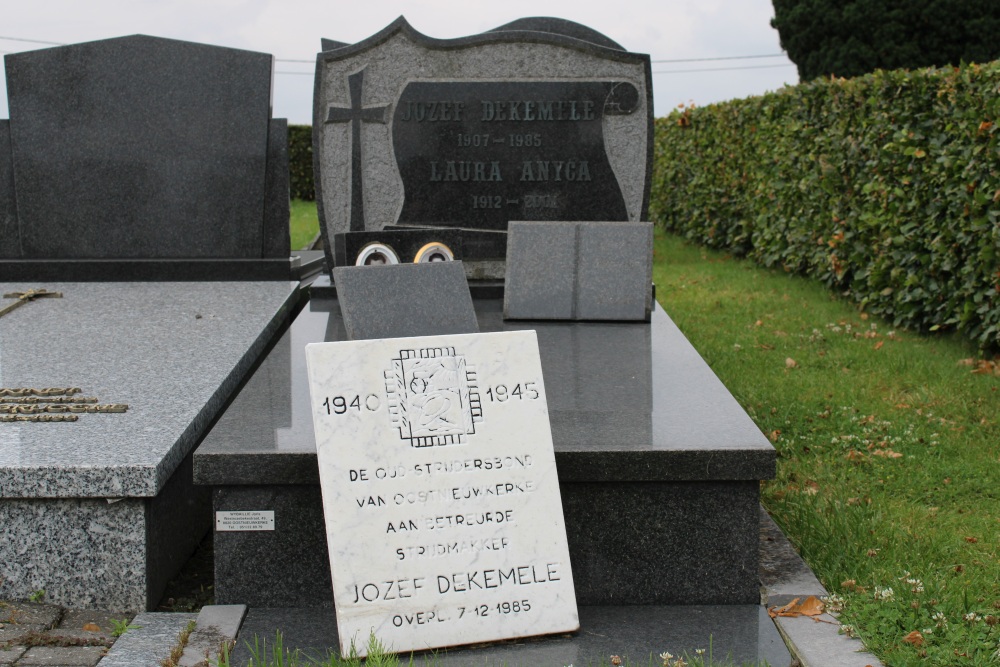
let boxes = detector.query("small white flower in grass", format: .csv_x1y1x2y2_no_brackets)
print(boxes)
659,651,673,666
839,624,856,637
823,593,846,612
964,612,982,623
922,628,933,635
873,586,895,602
733,343,742,351
695,648,706,655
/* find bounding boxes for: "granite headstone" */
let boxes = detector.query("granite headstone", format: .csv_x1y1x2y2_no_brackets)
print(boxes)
0,121,15,258
504,221,653,320
313,17,652,270
305,330,579,656
332,262,479,340
2,34,289,278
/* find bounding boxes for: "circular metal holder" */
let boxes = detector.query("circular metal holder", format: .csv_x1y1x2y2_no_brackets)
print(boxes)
413,241,455,263
355,242,401,266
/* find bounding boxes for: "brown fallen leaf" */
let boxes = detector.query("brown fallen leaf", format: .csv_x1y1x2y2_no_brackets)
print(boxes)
965,536,979,544
873,340,884,350
871,448,903,458
903,630,924,647
768,595,825,618
785,357,798,369
82,622,101,632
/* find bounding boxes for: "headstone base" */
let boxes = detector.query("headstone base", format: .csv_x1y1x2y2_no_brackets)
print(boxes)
0,453,208,610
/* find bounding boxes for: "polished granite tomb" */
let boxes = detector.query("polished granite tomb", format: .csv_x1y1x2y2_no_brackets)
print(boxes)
194,288,775,608
0,281,300,609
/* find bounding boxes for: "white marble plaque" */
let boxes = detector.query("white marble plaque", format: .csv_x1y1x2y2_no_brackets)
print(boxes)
305,331,578,657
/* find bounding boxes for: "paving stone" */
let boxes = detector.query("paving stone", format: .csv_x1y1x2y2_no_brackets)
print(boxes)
774,613,884,667
0,646,27,666
177,605,246,667
56,611,129,633
96,612,197,667
18,646,106,666
0,603,61,629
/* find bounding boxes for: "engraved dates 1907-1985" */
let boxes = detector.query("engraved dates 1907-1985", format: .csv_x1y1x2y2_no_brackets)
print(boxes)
393,80,637,228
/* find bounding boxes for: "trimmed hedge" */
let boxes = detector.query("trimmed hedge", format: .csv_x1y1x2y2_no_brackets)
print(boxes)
651,62,1000,351
288,124,314,201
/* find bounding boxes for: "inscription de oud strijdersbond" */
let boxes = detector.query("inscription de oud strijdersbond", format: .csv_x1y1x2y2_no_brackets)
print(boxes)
312,342,573,638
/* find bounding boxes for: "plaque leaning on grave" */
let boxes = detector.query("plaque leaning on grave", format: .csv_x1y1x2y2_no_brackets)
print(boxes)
306,331,579,657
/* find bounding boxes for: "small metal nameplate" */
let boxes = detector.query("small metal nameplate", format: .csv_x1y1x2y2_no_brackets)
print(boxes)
216,511,275,532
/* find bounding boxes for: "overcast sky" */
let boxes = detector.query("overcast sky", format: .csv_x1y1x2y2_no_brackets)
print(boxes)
0,0,798,124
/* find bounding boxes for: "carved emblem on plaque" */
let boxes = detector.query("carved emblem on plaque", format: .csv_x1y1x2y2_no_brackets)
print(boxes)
383,347,482,447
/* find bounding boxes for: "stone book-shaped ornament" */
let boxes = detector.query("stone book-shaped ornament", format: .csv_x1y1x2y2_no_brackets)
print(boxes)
504,221,654,321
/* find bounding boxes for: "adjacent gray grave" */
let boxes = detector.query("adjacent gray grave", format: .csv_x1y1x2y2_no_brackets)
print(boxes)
333,262,479,340
504,221,653,320
313,17,652,271
0,33,298,610
2,34,290,280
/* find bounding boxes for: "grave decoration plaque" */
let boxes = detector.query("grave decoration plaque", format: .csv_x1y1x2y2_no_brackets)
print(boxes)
313,17,652,268
306,331,578,656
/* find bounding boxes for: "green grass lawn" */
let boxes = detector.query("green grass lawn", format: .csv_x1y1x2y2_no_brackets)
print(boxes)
653,229,1000,666
290,199,320,251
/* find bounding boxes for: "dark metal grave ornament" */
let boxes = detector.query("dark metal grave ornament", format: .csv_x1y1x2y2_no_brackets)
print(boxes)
313,17,653,260
0,289,62,319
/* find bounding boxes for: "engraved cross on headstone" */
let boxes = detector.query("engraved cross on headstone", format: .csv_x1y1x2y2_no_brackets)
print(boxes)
325,68,389,231
0,289,63,319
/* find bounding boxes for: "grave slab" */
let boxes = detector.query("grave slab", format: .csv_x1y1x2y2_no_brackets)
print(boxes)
333,262,478,340
0,281,299,610
229,605,792,667
305,331,578,656
504,221,653,321
195,297,774,608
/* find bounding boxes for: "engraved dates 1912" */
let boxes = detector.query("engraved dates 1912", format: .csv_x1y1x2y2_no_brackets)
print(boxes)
393,81,637,228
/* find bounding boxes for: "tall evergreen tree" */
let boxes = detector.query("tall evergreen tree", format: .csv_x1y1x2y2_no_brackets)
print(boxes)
771,0,1000,80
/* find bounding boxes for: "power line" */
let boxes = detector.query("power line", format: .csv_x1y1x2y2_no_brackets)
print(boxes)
653,63,796,74
0,35,64,46
0,34,792,72
652,53,785,64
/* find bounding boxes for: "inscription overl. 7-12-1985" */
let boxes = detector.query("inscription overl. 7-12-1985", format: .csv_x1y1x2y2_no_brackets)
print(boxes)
392,80,638,229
